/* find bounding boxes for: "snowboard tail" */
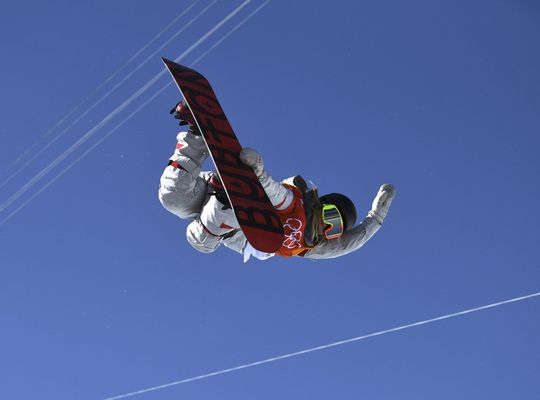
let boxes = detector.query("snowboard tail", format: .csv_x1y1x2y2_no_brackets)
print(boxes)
162,58,284,253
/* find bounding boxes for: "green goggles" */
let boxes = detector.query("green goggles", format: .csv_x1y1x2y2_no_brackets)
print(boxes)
322,204,344,240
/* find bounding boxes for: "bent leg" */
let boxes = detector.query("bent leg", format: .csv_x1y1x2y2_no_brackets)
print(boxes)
158,130,209,220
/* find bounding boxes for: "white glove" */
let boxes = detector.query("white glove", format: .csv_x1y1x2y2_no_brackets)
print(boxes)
239,147,264,177
368,184,396,224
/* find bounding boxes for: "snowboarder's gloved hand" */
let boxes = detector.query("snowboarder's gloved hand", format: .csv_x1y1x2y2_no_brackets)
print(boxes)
170,100,195,126
239,148,264,177
368,184,396,225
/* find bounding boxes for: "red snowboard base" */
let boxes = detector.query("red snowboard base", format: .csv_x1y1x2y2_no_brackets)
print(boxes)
163,58,284,253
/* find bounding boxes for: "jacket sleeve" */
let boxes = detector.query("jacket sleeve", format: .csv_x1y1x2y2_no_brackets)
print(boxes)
302,215,382,259
257,171,295,211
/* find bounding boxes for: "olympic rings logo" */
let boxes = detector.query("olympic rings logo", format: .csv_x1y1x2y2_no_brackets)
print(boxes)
282,218,303,249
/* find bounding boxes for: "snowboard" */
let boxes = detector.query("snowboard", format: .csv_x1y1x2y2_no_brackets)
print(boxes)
162,58,284,253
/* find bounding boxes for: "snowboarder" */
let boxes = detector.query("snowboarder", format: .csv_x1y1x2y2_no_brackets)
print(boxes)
159,101,395,261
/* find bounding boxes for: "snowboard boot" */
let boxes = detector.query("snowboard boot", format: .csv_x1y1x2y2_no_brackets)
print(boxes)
207,172,231,209
208,172,224,191
368,184,396,225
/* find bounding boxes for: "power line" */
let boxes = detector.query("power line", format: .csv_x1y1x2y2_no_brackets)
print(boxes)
0,0,252,218
191,0,272,66
0,0,212,191
103,291,540,400
0,81,171,226
0,0,274,226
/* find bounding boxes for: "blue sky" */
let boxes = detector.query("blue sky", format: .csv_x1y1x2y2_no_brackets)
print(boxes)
1,1,539,399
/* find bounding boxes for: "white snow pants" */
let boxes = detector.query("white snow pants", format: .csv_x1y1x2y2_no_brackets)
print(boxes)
158,131,209,220
158,130,248,254
158,130,291,257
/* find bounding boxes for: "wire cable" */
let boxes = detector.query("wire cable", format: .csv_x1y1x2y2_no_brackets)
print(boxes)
0,0,252,218
0,0,273,226
103,291,540,400
191,0,272,66
0,81,172,226
0,0,214,192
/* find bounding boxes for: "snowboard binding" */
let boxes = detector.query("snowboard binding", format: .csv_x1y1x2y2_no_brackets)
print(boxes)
170,100,194,125
170,100,201,135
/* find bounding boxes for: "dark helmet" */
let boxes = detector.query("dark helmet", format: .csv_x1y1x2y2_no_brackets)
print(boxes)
319,193,357,232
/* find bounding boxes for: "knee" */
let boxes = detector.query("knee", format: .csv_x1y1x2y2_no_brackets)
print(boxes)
186,219,221,253
158,185,177,211
158,184,196,220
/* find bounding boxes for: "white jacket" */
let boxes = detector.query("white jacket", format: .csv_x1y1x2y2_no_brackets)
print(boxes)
187,173,385,260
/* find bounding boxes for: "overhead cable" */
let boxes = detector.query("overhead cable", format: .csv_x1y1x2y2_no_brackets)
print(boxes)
103,291,540,400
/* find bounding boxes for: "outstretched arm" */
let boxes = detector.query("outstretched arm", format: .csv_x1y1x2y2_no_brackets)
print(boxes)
303,184,396,259
302,216,380,259
239,148,294,211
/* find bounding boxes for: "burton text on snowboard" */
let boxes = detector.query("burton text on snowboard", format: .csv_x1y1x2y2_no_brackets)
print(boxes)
162,58,284,253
